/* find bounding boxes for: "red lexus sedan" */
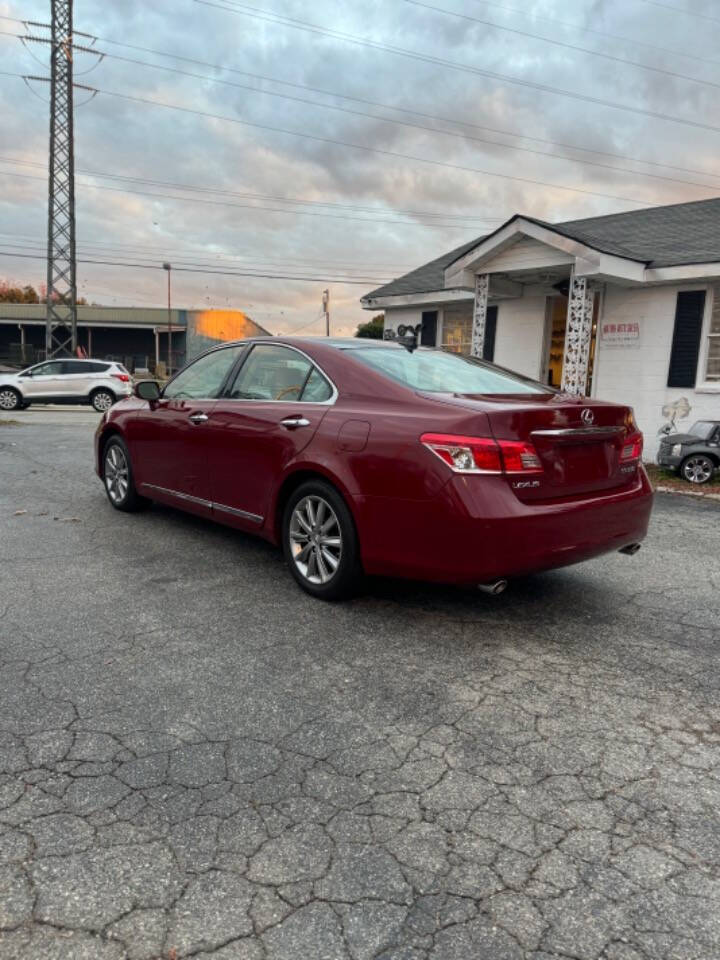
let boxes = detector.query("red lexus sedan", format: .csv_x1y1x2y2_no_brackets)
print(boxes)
95,337,653,599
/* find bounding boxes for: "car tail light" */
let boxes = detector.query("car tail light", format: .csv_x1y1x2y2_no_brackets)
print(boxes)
112,373,131,383
620,430,643,462
496,440,543,474
420,433,543,475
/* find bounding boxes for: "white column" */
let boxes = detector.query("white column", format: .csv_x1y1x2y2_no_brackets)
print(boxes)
471,273,489,358
561,273,594,395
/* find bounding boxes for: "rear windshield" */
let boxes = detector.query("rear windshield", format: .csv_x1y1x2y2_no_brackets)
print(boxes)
349,347,550,395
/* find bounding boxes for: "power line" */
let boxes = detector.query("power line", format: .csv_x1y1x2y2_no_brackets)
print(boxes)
637,0,720,25
13,77,672,206
20,36,720,193
0,229,418,271
194,0,720,138
0,248,391,284
0,239,398,281
405,0,720,96
465,0,720,72
12,24,720,186
67,29,720,180
0,165,499,230
0,155,503,223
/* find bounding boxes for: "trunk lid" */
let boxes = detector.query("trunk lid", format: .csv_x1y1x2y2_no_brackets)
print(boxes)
456,393,638,501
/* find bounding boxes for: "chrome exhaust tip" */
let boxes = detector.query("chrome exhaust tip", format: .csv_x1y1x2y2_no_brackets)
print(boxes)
477,579,508,595
619,543,642,556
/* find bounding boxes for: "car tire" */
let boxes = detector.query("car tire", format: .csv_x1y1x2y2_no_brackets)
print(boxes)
102,436,147,512
282,479,362,600
680,454,715,485
0,387,22,411
91,388,116,413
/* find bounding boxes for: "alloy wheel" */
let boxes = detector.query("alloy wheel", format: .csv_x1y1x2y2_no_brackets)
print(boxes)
683,456,713,484
105,445,130,504
0,389,19,411
289,495,342,585
93,391,114,412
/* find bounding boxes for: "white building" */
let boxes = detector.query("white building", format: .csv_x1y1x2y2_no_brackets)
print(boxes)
361,198,720,458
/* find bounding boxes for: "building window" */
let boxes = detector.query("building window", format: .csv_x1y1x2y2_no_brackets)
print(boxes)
441,304,497,357
705,286,720,382
441,306,472,354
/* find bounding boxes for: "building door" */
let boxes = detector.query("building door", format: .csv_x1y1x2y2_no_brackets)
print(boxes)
420,311,438,346
543,295,599,392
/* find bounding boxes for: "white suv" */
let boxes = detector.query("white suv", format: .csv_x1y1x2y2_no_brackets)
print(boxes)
0,359,133,412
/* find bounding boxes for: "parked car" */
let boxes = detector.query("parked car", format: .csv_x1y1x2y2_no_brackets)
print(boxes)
95,338,653,599
0,358,132,412
657,420,720,484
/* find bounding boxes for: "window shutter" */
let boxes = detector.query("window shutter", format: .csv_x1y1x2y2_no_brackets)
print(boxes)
483,306,498,362
420,311,438,347
667,291,706,388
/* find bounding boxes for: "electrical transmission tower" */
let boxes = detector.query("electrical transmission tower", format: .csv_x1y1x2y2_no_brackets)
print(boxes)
45,0,77,358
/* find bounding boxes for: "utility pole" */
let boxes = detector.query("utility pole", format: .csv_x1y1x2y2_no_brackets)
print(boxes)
322,288,330,337
45,0,78,359
163,262,172,376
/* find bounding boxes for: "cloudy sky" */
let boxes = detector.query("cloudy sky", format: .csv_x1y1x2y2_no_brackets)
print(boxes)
1,0,719,335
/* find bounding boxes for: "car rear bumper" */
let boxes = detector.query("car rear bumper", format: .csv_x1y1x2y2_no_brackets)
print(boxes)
353,467,654,584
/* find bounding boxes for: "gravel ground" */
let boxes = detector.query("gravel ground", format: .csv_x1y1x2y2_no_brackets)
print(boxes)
1,419,719,960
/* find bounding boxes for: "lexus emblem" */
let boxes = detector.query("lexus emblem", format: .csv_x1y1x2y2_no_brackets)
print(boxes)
581,408,594,425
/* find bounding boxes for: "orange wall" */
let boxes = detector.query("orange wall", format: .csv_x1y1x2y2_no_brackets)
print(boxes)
192,309,259,341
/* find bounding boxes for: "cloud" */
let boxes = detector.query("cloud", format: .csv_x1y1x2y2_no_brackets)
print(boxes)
1,0,719,334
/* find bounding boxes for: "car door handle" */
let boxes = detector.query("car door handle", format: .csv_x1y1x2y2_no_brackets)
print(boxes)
188,412,209,424
280,416,310,429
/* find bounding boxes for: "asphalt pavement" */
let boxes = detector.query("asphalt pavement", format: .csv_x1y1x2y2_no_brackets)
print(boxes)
1,414,720,960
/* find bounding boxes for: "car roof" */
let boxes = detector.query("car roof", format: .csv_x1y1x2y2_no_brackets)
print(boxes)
212,336,432,352
35,357,113,363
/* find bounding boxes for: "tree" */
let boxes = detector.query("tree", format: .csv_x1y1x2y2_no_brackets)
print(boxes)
0,280,87,305
355,314,384,339
0,281,40,303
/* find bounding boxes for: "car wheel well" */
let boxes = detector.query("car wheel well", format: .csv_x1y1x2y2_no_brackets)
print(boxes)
90,386,116,399
682,451,718,466
274,470,355,543
99,429,123,477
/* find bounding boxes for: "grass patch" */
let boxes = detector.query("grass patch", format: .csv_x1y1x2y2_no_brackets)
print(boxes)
644,462,720,496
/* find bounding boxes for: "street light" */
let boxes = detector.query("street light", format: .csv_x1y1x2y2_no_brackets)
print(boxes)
162,262,172,376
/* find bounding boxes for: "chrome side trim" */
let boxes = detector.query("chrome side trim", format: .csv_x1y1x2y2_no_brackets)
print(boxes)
531,426,624,440
212,502,264,524
141,483,264,524
141,483,212,510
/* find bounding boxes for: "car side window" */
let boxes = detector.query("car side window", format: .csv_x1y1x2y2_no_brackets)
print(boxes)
300,367,333,402
164,346,245,400
28,362,63,377
228,345,313,401
61,361,89,374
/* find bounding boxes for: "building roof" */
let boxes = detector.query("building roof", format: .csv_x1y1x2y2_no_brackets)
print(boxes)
0,304,270,335
363,236,487,301
363,196,720,301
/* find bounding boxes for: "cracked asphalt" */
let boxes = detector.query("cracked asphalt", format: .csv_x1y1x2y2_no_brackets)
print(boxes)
1,418,720,960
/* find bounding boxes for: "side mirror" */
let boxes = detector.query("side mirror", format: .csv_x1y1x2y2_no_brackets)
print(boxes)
135,380,161,402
